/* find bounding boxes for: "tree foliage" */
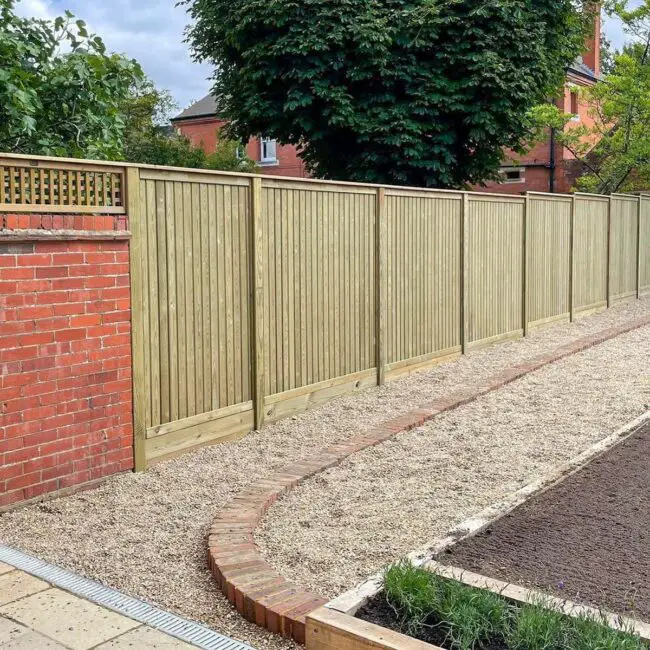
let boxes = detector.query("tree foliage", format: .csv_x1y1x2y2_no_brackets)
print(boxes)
0,0,256,173
121,81,257,172
532,1,650,194
184,0,594,188
0,0,143,158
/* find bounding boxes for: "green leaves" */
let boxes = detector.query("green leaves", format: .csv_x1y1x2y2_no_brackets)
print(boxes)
533,3,650,194
185,0,591,187
0,0,143,159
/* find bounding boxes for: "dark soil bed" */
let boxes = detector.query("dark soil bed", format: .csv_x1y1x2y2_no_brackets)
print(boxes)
438,419,650,621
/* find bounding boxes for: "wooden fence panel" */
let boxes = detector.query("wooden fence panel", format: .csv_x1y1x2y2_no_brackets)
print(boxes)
466,195,525,347
6,154,649,467
137,169,253,463
527,195,572,328
261,180,377,422
384,190,462,376
640,196,650,294
610,195,639,302
573,195,609,315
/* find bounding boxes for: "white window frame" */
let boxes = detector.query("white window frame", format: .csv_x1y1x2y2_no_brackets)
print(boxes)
499,167,526,185
260,137,278,165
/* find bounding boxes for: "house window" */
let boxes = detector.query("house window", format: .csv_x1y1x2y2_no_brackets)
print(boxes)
260,137,278,164
570,91,580,120
500,167,526,184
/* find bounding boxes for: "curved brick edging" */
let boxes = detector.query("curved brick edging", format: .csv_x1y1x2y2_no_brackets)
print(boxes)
207,315,650,644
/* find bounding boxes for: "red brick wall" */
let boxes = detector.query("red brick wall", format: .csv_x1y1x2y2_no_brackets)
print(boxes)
0,215,133,509
174,117,309,178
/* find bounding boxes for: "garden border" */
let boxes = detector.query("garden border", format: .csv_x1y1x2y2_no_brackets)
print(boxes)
307,411,650,650
207,316,650,645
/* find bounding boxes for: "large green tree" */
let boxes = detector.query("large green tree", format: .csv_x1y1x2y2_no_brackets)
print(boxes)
533,1,650,194
184,0,594,188
0,0,143,159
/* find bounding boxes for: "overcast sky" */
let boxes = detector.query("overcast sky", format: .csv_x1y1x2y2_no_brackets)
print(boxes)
15,0,643,117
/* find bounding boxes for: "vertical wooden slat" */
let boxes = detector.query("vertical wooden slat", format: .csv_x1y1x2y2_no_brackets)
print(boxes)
522,194,529,336
0,167,5,205
146,181,160,427
19,167,26,203
200,184,212,407
216,185,227,407
606,196,613,308
375,188,386,385
239,187,251,402
126,166,146,471
569,194,576,321
100,173,107,206
182,183,196,416
48,169,55,205
28,169,36,204
637,196,642,299
74,171,81,206
224,185,235,404
175,182,188,419
165,182,178,423
250,177,265,430
207,184,218,412
191,184,203,412
9,167,17,203
156,181,170,425
460,193,469,354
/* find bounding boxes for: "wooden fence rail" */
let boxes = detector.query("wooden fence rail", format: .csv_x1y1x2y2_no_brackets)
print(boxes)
2,154,648,469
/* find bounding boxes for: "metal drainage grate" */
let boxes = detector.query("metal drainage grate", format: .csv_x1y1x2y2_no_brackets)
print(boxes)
0,544,255,650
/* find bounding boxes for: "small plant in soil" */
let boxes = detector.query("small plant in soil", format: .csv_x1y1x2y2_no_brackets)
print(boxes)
359,561,646,650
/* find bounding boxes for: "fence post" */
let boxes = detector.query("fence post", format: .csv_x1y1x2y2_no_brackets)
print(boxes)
250,176,266,430
636,196,642,300
606,196,613,308
522,193,529,336
569,194,576,321
375,187,386,386
126,165,147,472
460,193,469,353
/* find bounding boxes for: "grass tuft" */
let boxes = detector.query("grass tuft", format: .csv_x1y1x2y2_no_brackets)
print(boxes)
381,562,646,650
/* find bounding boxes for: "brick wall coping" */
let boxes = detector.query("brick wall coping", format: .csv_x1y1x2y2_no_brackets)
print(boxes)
207,315,650,645
0,229,132,241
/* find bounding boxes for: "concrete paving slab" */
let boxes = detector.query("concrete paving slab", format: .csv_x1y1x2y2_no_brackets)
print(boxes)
96,624,198,648
0,561,15,575
0,588,140,650
0,614,67,648
0,570,49,606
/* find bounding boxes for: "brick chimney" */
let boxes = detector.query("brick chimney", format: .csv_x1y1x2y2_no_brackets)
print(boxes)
582,3,601,77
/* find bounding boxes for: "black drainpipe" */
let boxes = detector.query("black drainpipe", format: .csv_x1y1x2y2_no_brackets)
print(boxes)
549,127,556,193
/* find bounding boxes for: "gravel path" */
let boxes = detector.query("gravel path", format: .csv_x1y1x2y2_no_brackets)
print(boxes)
0,298,648,650
257,324,650,600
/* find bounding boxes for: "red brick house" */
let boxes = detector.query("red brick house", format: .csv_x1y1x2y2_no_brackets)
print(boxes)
174,13,601,192
480,13,602,195
171,95,308,178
